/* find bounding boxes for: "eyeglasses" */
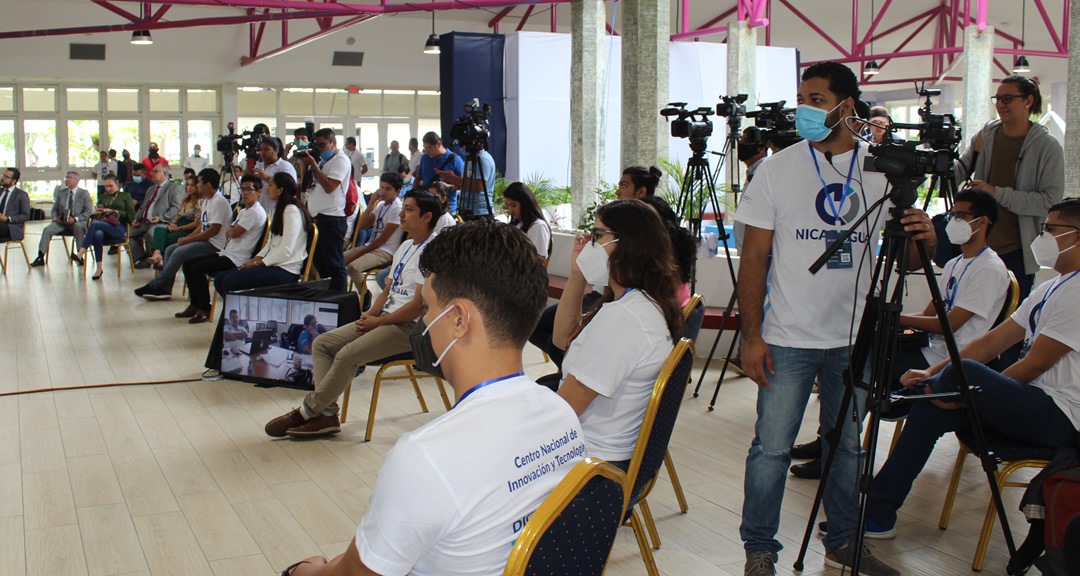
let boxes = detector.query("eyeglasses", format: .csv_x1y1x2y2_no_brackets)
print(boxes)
990,94,1027,105
946,210,976,221
590,227,618,245
1041,222,1080,234
241,187,257,192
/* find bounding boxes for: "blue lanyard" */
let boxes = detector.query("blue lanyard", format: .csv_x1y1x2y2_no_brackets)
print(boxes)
391,237,429,290
375,201,393,229
808,143,858,229
1029,269,1080,334
455,372,524,408
944,247,989,311
615,287,634,301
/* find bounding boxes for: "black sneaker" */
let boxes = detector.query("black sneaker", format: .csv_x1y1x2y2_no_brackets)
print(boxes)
790,458,822,479
824,543,899,576
134,259,151,270
108,246,118,255
790,437,822,460
30,255,45,267
135,284,172,300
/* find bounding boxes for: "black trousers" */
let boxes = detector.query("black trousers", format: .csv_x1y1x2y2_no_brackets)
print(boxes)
313,214,347,292
183,254,237,312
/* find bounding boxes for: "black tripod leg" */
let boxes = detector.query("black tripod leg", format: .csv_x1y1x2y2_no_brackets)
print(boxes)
708,324,740,411
693,288,737,397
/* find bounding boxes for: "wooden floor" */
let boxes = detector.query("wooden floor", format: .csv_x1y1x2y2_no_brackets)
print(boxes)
0,222,1032,576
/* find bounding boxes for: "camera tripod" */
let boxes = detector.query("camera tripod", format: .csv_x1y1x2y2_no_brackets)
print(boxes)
457,147,493,220
793,182,1021,575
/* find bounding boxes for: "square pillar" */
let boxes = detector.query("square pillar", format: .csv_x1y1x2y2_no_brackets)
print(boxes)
570,0,607,227
621,0,671,170
961,25,994,154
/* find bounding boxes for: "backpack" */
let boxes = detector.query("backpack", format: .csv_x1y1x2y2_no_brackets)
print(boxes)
1040,467,1080,575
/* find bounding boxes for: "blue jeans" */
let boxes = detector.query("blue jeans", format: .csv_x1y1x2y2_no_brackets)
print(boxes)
148,240,217,290
375,266,390,290
867,359,1076,527
741,344,867,556
213,265,299,296
82,221,127,262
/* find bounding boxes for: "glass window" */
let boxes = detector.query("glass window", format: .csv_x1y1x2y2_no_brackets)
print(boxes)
387,123,410,158
0,120,15,166
0,87,13,111
238,117,276,136
355,122,379,171
187,120,215,166
149,88,180,112
150,120,181,165
238,87,276,115
315,89,348,115
349,90,381,116
23,88,56,112
318,122,344,133
418,91,440,116
418,118,442,140
108,88,140,112
289,300,315,325
66,88,100,111
68,119,101,168
24,119,58,167
187,89,218,112
281,88,314,115
108,119,141,159
22,180,62,201
383,90,414,116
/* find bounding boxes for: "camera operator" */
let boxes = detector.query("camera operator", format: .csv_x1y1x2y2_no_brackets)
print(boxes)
954,75,1064,302
286,126,311,179
735,61,935,576
436,141,495,218
417,132,464,212
247,137,296,214
298,128,350,292
867,106,891,144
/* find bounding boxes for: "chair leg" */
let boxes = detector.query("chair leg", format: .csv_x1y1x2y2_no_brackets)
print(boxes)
664,451,689,514
630,509,660,576
405,365,429,413
117,246,123,281
341,383,352,424
435,377,452,410
638,497,662,549
210,286,218,318
939,443,969,530
19,241,29,268
365,365,388,442
888,420,904,454
1,244,7,274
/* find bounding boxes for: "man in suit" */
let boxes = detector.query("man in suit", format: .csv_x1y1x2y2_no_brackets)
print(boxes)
31,171,93,266
128,164,182,267
0,168,30,243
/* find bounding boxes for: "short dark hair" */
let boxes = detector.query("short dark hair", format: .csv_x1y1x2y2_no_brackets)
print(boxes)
132,163,145,173
380,171,404,191
1049,197,1080,228
404,189,442,231
953,188,999,233
198,168,221,190
293,127,309,138
397,162,411,175
622,165,663,196
240,174,263,190
869,105,890,119
419,220,548,348
183,168,196,178
409,137,419,148
230,309,238,316
108,149,116,156
102,174,119,185
259,137,281,156
802,61,869,118
6,167,20,183
422,131,441,146
303,314,317,327
314,127,336,142
1000,74,1044,115
345,136,357,146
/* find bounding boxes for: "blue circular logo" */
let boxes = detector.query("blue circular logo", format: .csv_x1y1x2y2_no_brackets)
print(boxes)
815,183,861,226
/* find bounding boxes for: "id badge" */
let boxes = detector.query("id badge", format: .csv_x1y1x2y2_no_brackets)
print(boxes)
1019,338,1032,360
825,230,853,269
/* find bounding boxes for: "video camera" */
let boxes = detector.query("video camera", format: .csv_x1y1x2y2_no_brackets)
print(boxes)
744,100,802,150
450,98,491,154
715,94,748,118
661,102,714,140
288,121,317,163
217,123,270,165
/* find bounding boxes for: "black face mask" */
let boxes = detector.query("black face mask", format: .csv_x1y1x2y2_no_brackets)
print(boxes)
737,142,761,163
148,149,159,159
409,317,444,380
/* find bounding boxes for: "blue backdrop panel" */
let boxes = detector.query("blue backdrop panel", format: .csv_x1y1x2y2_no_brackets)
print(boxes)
439,31,506,178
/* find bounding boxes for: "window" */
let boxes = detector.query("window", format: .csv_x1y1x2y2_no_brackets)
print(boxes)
355,122,379,170
149,89,180,112
108,119,141,159
107,88,140,112
24,119,58,167
349,90,381,116
238,87,276,115
418,118,442,140
23,88,56,112
418,91,440,116
68,119,101,169
387,123,410,153
150,120,181,165
238,117,276,136
187,120,215,165
0,120,15,166
315,89,348,115
384,90,414,116
66,88,100,112
0,87,13,111
187,89,218,112
281,88,314,115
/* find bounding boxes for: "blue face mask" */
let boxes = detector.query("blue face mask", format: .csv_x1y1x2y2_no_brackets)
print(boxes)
132,176,143,184
795,102,844,142
320,149,334,163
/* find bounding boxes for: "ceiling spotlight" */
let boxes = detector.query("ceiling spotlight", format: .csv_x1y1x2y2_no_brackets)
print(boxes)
130,30,153,45
424,33,440,54
1012,55,1031,74
864,60,881,76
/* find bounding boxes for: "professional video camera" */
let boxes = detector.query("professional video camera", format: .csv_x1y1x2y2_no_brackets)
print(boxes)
217,123,269,165
744,100,802,150
661,102,714,140
715,94,748,118
288,121,317,163
450,98,491,154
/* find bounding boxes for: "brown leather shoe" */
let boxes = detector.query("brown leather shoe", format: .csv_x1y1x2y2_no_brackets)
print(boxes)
265,409,308,437
175,305,199,318
285,413,341,437
189,311,211,324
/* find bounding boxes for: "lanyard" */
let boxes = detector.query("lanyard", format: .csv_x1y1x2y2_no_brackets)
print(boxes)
1029,269,1080,334
391,237,429,290
808,142,858,229
944,247,989,311
375,201,393,229
615,287,634,301
455,372,524,408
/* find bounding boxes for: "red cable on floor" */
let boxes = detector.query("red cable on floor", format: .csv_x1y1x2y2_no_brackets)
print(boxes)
0,378,203,397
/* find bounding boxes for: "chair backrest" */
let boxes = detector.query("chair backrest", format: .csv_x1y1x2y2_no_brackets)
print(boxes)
997,270,1021,324
504,458,628,576
625,338,695,508
302,222,320,282
348,213,362,250
681,294,705,344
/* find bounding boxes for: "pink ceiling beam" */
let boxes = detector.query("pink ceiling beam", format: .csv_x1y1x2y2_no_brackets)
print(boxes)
802,46,963,67
855,0,893,55
870,7,938,43
746,0,768,27
682,0,690,34
92,0,141,22
698,6,737,31
150,4,171,21
871,12,936,78
487,6,513,33
851,0,857,54
550,3,556,32
252,14,269,58
606,22,619,36
766,0,771,45
515,4,534,31
672,25,727,41
109,0,616,15
241,13,374,65
776,0,849,56
862,75,962,85
996,47,1069,58
0,9,346,39
955,14,1024,46
975,0,987,30
1032,0,1065,52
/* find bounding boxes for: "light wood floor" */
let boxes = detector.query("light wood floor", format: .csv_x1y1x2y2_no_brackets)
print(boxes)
0,222,1031,576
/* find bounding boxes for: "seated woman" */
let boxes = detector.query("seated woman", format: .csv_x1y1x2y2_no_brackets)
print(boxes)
264,189,443,438
297,314,318,354
427,181,457,233
640,195,697,306
76,174,136,280
214,172,312,298
553,200,684,468
148,175,201,269
504,182,551,259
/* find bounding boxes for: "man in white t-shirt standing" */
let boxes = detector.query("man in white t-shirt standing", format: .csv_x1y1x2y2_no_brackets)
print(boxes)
867,198,1080,542
273,219,585,576
299,128,351,292
92,150,118,198
135,168,232,300
248,138,297,213
344,172,404,296
408,137,423,186
344,136,369,182
734,61,934,576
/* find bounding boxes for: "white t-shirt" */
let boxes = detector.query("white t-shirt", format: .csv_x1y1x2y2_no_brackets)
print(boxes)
184,155,208,173
200,192,233,250
434,212,456,234
734,141,889,349
1010,272,1080,428
368,198,403,256
921,248,1009,365
220,202,267,266
94,160,118,180
254,158,298,213
355,376,585,576
306,151,350,217
562,289,674,461
518,219,551,259
345,149,368,182
409,150,423,174
382,237,429,316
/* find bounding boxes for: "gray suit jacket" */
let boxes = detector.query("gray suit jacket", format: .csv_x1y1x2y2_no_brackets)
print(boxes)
1,186,31,241
51,186,94,222
141,180,183,224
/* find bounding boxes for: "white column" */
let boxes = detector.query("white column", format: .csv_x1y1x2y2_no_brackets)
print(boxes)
1065,2,1080,197
961,25,995,153
620,0,671,170
570,0,606,228
726,20,757,110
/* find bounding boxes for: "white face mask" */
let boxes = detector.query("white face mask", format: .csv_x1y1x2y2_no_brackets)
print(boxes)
945,216,981,245
1031,229,1078,269
576,239,618,287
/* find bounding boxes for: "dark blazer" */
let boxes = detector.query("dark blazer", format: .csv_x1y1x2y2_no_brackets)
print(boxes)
1,186,31,241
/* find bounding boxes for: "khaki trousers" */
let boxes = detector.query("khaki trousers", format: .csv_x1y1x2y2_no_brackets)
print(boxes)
344,247,394,295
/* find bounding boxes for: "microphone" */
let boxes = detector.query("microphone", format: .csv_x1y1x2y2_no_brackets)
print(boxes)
824,151,834,165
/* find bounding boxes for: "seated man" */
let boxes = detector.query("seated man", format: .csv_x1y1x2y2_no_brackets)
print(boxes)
124,163,152,208
224,309,250,342
134,168,231,300
32,171,93,266
865,198,1080,539
266,189,440,437
297,314,319,355
129,164,183,268
176,175,267,323
0,168,30,243
344,172,404,297
274,218,585,576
